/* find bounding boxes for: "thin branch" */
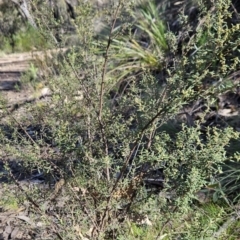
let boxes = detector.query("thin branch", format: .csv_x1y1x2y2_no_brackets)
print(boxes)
0,92,52,119
212,212,240,239
67,58,110,180
5,107,39,146
3,107,65,179
11,0,37,28
67,182,100,236
96,1,123,181
2,156,64,240
99,84,170,230
98,1,122,120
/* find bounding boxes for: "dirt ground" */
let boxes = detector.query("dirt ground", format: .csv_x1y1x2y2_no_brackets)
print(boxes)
0,51,58,240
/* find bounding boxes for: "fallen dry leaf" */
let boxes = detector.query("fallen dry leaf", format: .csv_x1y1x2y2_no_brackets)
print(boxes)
16,215,34,226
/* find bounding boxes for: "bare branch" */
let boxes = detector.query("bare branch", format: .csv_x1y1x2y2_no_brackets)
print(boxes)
11,0,37,28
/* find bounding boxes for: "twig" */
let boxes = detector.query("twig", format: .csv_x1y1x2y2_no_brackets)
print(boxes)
67,58,110,180
187,6,216,48
139,85,169,133
231,3,240,21
99,1,122,120
5,107,39,146
3,106,65,179
11,0,37,28
212,212,240,239
99,140,139,231
155,206,178,240
97,1,123,181
67,182,100,237
2,156,64,240
0,92,52,119
99,84,169,230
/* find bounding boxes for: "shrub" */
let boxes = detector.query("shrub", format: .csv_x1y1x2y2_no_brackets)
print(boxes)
1,0,240,239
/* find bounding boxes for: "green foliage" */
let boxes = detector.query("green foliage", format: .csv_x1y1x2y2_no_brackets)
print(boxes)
107,1,170,82
0,1,48,53
11,26,48,52
0,186,19,211
0,25,48,53
216,161,240,203
1,0,240,239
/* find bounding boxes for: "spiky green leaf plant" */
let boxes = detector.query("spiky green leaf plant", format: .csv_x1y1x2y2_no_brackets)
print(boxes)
107,1,169,82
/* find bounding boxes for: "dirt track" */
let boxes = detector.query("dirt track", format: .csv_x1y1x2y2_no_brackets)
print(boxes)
0,49,66,108
0,49,67,87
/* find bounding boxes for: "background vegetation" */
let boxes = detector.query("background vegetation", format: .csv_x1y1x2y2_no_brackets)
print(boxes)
1,0,240,239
